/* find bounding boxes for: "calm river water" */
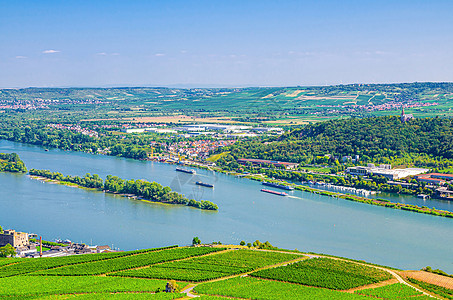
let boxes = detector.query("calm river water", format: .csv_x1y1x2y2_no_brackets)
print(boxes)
0,140,452,272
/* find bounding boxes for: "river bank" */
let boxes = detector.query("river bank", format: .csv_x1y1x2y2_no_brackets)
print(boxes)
241,176,453,219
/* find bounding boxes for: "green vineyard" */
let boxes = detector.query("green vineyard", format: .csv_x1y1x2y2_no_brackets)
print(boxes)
0,245,450,299
35,246,222,276
112,249,301,281
251,257,393,290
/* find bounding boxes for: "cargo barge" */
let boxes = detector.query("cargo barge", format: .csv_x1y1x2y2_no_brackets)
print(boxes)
262,181,294,190
196,181,214,188
260,189,288,196
175,168,196,174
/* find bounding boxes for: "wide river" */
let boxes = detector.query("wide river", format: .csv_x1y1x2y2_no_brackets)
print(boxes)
1,140,452,272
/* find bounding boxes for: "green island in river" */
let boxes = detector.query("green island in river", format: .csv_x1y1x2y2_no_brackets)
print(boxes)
27,168,219,211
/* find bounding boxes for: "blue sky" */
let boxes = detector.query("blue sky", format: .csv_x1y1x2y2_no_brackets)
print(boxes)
1,0,452,88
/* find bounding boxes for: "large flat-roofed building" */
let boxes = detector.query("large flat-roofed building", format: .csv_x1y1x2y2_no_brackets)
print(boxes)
422,173,453,181
347,166,429,180
416,177,446,186
237,158,299,170
0,229,29,248
415,173,453,186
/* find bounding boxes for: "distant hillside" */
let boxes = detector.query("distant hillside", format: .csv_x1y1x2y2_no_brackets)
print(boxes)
1,82,452,117
218,116,453,163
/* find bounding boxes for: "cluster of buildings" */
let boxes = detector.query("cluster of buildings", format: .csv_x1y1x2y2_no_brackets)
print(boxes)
166,139,235,159
312,101,436,116
123,123,284,138
47,123,99,138
415,173,453,186
346,164,429,180
0,228,113,258
0,103,48,110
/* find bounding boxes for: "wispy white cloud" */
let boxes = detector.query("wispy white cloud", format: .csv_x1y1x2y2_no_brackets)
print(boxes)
15,56,27,59
97,52,107,56
155,53,165,57
42,49,60,54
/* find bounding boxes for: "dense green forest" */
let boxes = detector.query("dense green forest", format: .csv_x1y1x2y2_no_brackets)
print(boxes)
0,153,27,173
215,116,453,167
28,169,218,211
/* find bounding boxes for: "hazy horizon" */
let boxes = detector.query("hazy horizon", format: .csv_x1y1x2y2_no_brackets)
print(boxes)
2,80,453,90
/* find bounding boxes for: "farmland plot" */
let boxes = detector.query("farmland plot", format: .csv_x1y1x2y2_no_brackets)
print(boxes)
113,249,302,281
194,276,370,299
37,247,224,276
0,247,173,278
251,257,393,290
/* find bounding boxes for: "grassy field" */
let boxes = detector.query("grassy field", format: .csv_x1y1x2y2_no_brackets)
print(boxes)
1,246,451,299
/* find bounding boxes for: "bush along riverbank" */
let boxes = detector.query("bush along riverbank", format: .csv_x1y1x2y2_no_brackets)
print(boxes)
253,177,453,219
28,169,218,211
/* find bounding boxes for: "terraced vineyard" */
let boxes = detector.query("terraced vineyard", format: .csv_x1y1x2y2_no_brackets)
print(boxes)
354,283,427,299
49,294,186,299
35,247,224,276
112,249,302,281
0,247,174,278
407,278,453,299
0,275,186,298
1,245,451,299
251,257,393,290
194,276,370,299
0,258,21,268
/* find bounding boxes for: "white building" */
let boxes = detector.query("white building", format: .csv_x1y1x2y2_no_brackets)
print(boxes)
347,166,428,180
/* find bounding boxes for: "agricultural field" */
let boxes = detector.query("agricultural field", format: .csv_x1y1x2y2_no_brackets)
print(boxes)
251,257,393,290
193,276,370,299
35,247,224,276
0,246,451,299
42,294,186,300
0,258,21,268
111,249,302,281
354,283,424,299
407,278,453,299
0,275,187,298
2,83,453,128
0,247,169,278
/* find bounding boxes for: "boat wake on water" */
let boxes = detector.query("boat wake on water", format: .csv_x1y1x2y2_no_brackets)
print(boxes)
286,195,303,200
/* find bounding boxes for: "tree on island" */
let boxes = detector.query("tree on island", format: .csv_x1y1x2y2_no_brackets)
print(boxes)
0,225,3,234
192,237,201,246
0,244,15,258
